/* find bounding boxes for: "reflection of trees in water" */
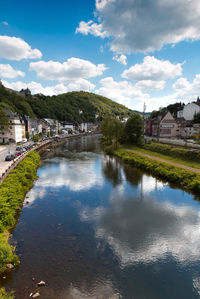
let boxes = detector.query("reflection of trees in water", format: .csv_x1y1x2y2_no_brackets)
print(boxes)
123,163,143,187
102,157,122,187
41,136,101,160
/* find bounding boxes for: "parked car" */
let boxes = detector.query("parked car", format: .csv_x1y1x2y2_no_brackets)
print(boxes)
15,152,22,157
16,146,23,151
5,154,15,161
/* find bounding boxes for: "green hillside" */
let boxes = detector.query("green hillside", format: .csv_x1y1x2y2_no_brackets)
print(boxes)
0,84,132,122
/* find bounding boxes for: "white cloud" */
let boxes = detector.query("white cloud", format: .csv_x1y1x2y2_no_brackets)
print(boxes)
67,78,95,91
96,76,149,109
0,64,24,78
78,0,200,53
135,80,166,91
2,78,95,95
122,56,183,81
76,20,107,38
113,54,127,65
2,80,68,96
0,35,42,60
93,198,200,268
145,74,200,111
29,58,106,82
2,21,8,26
172,75,200,99
33,155,103,192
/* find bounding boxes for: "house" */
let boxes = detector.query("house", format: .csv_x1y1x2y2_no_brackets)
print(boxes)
177,101,200,121
61,122,75,132
180,123,200,138
44,119,59,134
39,119,51,136
23,116,40,137
152,111,179,138
80,123,88,132
0,110,25,143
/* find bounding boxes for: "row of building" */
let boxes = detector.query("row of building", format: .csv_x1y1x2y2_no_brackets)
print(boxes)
0,109,98,144
145,99,200,139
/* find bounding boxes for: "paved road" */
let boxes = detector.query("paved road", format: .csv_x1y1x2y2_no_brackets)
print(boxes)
0,142,33,177
126,149,200,174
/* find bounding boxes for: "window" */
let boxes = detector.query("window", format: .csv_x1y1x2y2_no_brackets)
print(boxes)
10,126,12,129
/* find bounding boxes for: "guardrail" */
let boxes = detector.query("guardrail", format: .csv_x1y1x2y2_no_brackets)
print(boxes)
0,139,52,185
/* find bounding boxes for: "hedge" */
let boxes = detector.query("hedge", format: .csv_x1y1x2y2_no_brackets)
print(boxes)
143,143,200,162
0,151,40,274
113,148,200,193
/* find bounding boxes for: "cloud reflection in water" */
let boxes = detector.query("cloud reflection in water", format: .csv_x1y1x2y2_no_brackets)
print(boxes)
80,195,200,268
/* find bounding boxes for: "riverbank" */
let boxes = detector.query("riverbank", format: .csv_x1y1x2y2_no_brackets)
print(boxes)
111,147,200,194
0,151,40,276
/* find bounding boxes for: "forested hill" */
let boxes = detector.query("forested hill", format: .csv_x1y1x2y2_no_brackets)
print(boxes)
0,84,132,122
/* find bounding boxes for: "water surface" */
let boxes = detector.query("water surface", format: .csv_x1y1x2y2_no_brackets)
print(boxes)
1,135,200,298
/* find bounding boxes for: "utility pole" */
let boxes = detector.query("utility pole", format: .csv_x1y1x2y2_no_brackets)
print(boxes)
143,102,146,143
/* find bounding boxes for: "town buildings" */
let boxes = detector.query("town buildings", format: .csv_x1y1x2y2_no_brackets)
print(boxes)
146,99,200,139
0,110,25,143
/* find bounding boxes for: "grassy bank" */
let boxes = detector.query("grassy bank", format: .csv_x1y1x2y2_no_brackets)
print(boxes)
126,144,200,170
143,143,200,164
112,148,200,193
0,151,40,275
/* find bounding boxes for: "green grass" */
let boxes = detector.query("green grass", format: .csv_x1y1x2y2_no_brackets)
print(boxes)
111,148,200,194
126,145,200,170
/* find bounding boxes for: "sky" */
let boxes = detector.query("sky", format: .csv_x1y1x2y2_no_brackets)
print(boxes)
1,0,200,112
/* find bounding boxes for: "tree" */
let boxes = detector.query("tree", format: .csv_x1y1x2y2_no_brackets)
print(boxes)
123,114,143,144
25,131,30,140
32,134,39,143
100,117,123,147
0,108,9,131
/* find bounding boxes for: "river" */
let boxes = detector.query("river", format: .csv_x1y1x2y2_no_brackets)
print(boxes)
1,135,200,298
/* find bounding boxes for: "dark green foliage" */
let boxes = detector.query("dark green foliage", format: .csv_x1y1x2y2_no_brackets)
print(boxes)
25,131,30,140
114,149,200,193
0,107,9,131
100,118,123,147
123,114,143,144
0,85,131,122
143,143,200,162
32,134,39,142
0,151,40,273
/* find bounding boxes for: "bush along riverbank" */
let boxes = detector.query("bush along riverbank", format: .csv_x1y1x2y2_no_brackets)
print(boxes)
143,142,200,162
0,151,40,275
112,148,200,193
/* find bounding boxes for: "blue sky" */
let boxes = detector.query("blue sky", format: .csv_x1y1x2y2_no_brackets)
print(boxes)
1,0,200,112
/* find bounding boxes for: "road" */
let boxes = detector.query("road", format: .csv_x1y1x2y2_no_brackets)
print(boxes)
0,142,33,177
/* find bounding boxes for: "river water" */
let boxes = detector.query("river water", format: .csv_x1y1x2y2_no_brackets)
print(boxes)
2,135,200,298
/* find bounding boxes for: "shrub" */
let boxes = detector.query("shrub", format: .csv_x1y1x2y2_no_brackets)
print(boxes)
0,151,40,273
143,143,200,162
0,287,14,299
114,149,200,193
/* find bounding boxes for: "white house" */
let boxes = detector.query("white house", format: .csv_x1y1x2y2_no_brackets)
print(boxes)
80,123,88,132
0,110,25,143
177,102,200,121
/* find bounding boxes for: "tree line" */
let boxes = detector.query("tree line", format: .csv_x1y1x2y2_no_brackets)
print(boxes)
100,114,143,147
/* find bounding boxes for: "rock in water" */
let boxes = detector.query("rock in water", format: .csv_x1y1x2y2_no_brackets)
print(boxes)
32,292,40,298
6,264,14,270
37,280,46,286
